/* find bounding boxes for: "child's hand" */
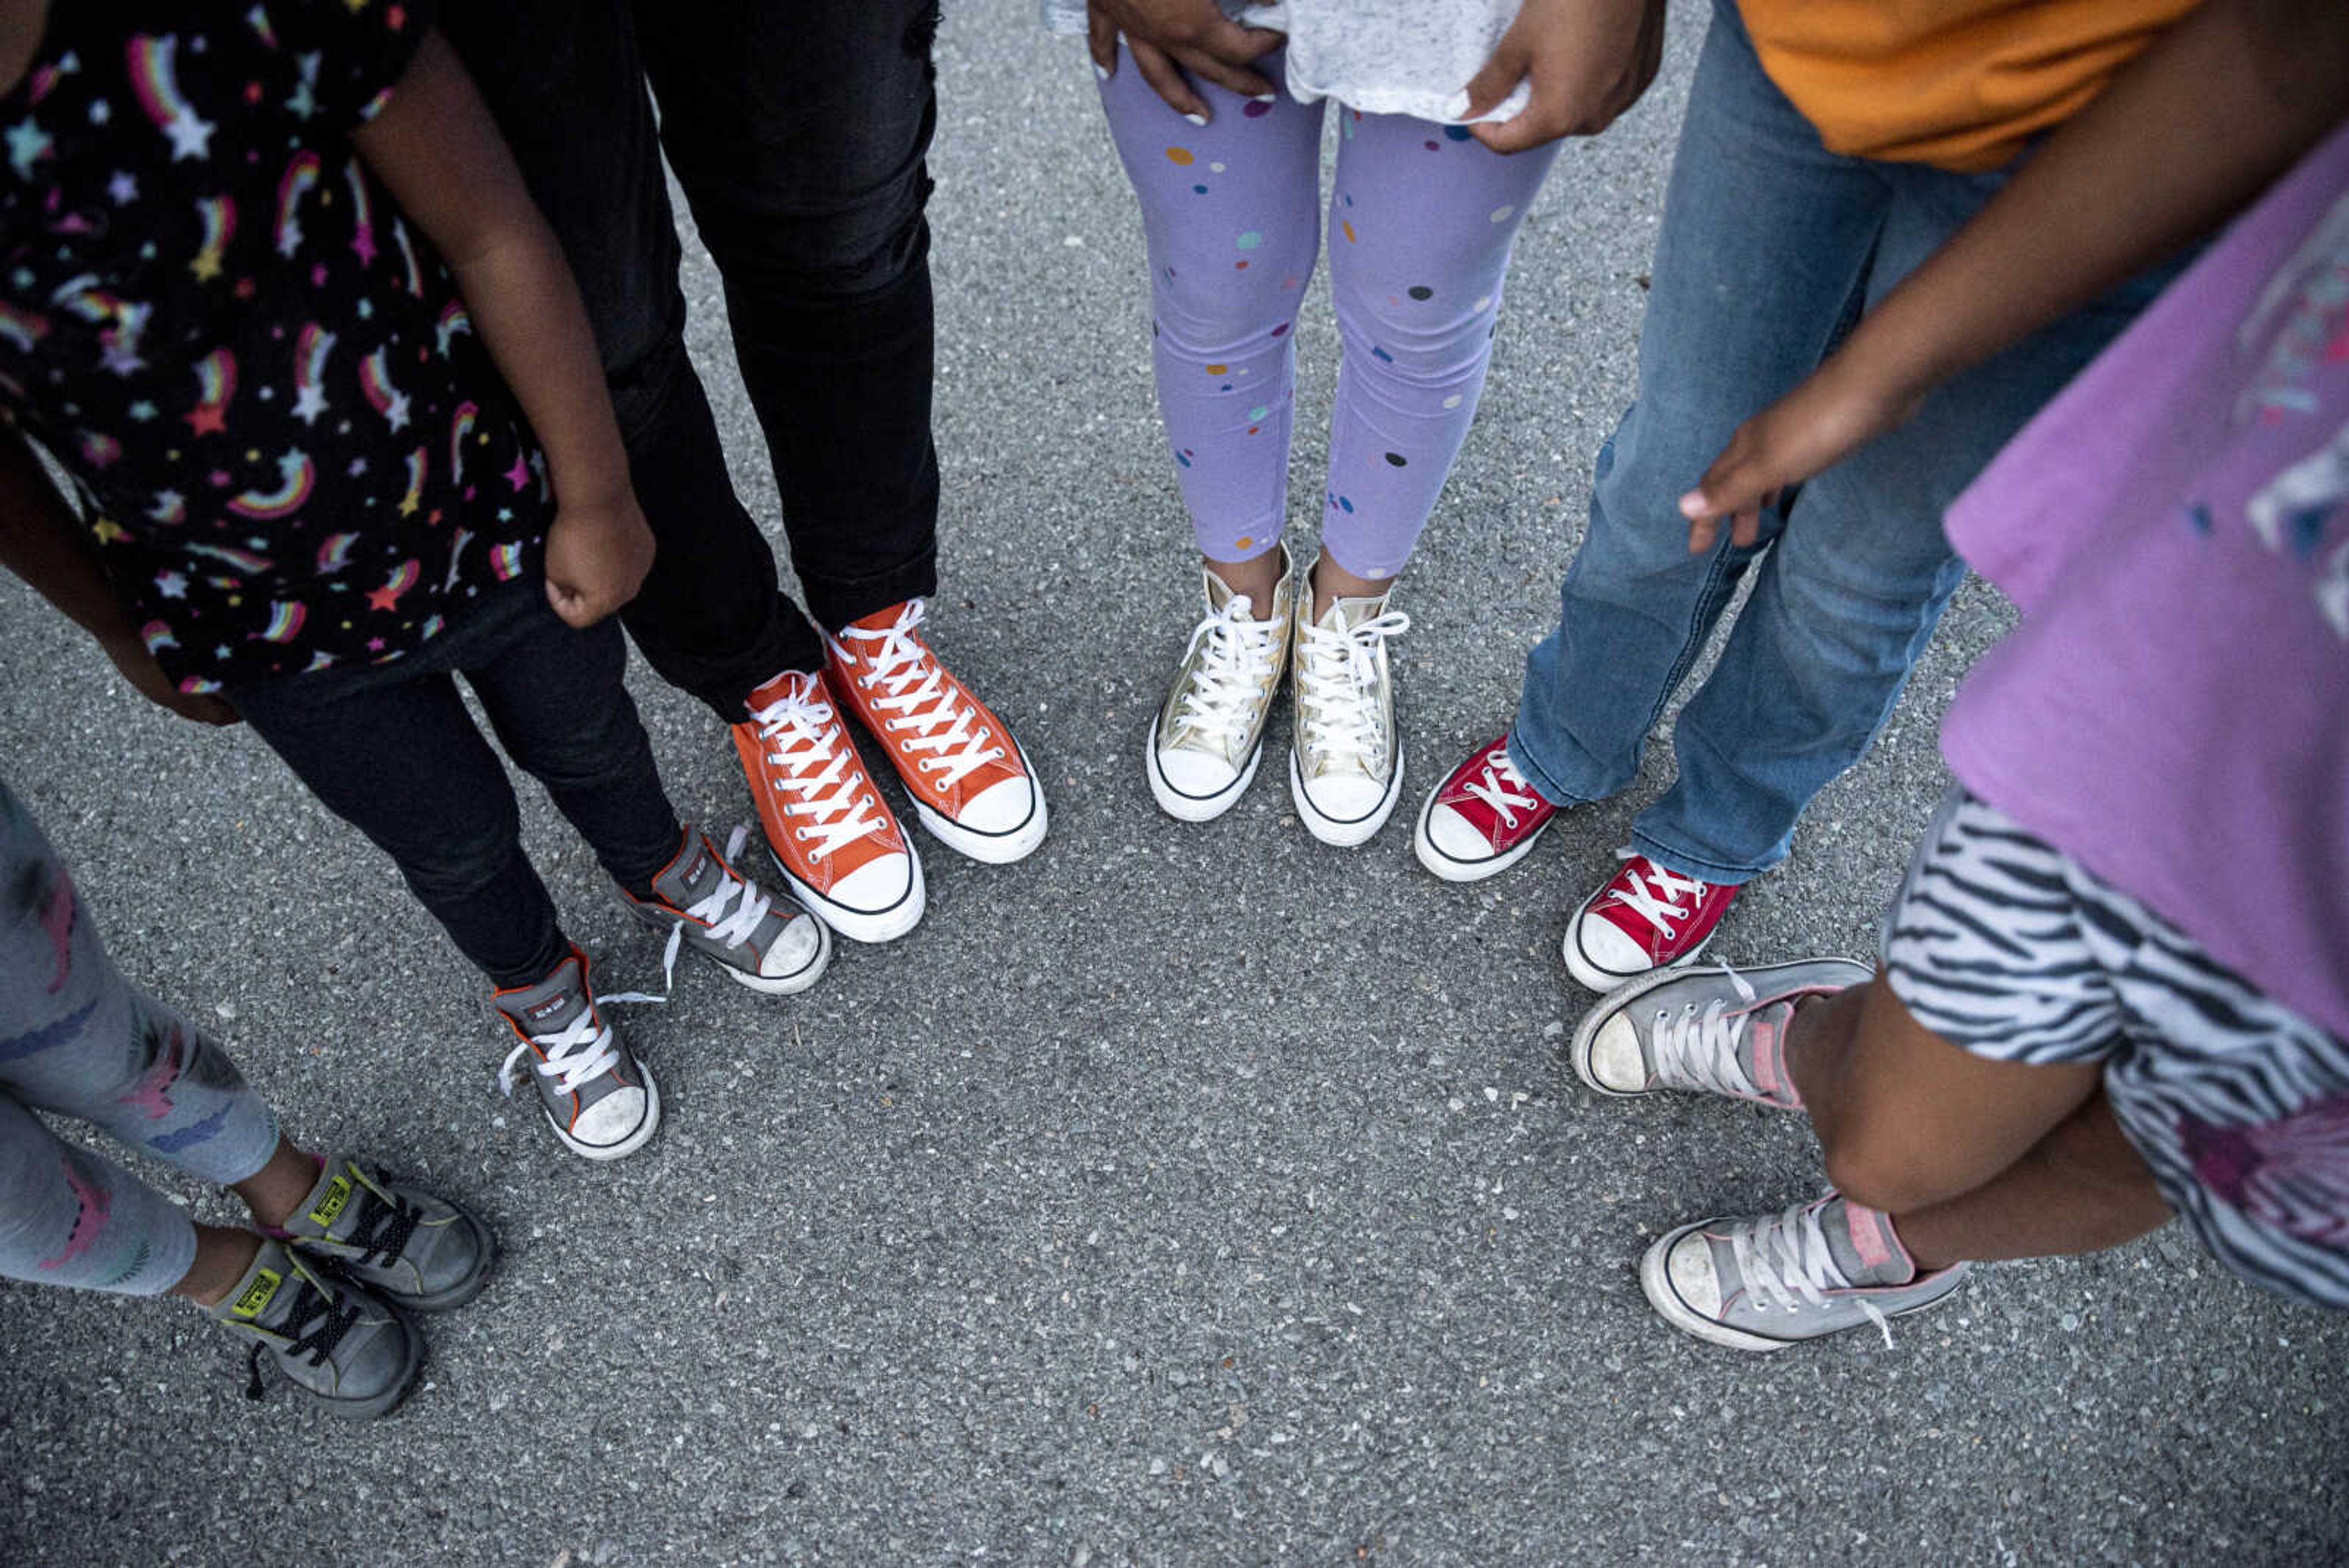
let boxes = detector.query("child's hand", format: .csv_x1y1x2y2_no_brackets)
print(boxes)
98,634,241,726
1461,0,1665,153
1088,0,1284,120
1679,363,1924,554
543,492,655,628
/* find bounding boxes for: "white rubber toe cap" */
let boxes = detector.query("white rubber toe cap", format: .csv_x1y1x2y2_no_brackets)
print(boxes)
1154,743,1246,804
1664,1232,1724,1317
1420,800,1493,862
1581,1013,1648,1094
827,852,915,918
759,915,826,980
1568,908,1652,982
953,775,1036,836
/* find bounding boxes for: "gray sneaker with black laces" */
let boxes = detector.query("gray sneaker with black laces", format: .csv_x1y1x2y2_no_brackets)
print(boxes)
492,948,660,1161
208,1239,423,1419
1642,1191,1972,1352
622,825,830,996
277,1156,494,1312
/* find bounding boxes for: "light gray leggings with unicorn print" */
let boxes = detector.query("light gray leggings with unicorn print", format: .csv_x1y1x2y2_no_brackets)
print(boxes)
0,777,279,1297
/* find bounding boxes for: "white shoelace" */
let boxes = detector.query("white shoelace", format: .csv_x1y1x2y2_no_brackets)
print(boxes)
1293,608,1410,768
834,600,1003,793
1463,745,1541,827
1728,1200,1895,1348
746,676,890,861
1644,964,1765,1098
1609,851,1710,938
1173,592,1285,748
498,999,627,1101
649,824,774,995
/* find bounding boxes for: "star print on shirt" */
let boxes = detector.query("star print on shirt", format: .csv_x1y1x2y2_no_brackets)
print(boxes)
7,119,54,180
106,170,137,204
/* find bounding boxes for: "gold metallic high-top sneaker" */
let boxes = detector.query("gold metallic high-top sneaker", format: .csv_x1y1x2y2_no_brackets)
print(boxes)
1145,546,1297,823
1288,557,1411,847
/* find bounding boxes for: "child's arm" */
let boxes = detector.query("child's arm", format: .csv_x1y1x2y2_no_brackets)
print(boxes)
0,428,240,725
1680,0,2349,552
351,31,651,630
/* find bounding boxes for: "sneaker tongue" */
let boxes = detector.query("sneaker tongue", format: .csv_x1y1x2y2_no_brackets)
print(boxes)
211,1240,295,1326
1319,591,1391,633
845,599,916,634
494,956,589,1038
1819,1196,1917,1288
1740,1003,1798,1104
745,666,818,714
655,833,722,908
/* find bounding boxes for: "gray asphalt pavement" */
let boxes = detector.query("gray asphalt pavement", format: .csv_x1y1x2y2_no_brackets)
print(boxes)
2,4,2343,1564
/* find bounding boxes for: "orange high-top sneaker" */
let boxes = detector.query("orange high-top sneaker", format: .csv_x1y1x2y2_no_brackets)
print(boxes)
730,669,924,943
825,599,1047,864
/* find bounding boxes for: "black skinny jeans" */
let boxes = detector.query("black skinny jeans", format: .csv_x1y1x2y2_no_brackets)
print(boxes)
443,0,947,718
229,585,683,989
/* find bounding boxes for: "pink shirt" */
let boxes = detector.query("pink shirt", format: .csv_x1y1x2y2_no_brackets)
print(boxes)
1940,122,2349,1040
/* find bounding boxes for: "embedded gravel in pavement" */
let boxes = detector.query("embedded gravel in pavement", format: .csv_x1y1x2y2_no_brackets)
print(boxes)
2,4,2341,1564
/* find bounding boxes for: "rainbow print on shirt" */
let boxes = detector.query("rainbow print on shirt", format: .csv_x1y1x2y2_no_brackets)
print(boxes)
358,345,410,431
226,450,314,521
290,324,334,425
125,35,215,163
273,150,322,258
185,347,234,436
190,195,234,283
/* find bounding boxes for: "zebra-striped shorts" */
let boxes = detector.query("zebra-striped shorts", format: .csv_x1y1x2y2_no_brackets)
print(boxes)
1882,787,2349,1313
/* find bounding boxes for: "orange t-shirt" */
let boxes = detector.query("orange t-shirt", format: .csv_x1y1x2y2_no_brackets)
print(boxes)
1735,0,2198,172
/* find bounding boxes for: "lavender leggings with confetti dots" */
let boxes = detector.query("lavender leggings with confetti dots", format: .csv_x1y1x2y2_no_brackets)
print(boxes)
0,779,280,1298
1097,47,1560,579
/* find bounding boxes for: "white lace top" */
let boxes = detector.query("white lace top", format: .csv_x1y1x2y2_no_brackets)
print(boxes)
1039,1,1532,124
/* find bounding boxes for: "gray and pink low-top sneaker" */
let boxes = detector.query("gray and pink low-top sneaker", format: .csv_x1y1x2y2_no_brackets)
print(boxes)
1641,1192,1971,1352
1572,958,1873,1104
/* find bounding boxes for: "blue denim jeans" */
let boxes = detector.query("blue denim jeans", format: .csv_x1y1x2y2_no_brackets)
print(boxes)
1505,0,2183,885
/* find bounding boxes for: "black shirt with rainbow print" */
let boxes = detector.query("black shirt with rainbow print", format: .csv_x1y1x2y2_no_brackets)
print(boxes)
0,0,550,691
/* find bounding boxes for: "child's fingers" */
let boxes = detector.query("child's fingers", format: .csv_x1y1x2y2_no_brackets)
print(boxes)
545,577,595,630
1131,39,1209,121
1460,40,1531,135
1087,9,1119,76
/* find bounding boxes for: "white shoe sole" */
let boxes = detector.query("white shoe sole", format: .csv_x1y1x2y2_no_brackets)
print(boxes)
910,739,1049,864
1145,717,1263,823
1641,1225,1968,1351
770,842,927,945
1288,745,1405,848
1562,912,1713,994
544,1065,662,1162
1411,787,1551,883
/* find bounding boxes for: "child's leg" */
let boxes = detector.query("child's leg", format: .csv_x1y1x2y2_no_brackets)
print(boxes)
231,652,576,990
1785,976,2172,1263
0,1092,199,1296
1316,109,1562,599
0,784,283,1192
458,601,683,898
1096,45,1325,600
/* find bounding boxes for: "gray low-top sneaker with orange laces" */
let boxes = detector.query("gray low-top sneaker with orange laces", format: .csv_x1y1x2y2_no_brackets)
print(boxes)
275,1156,494,1312
208,1239,423,1418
